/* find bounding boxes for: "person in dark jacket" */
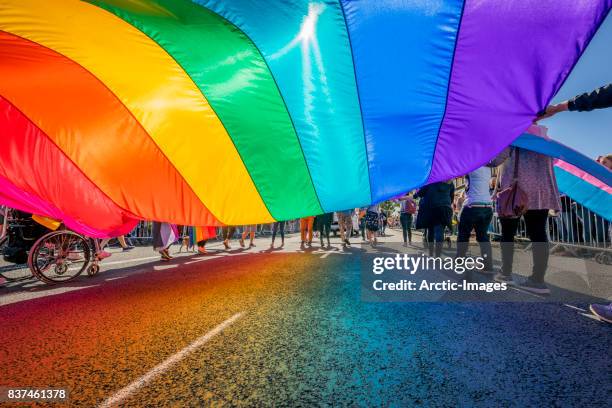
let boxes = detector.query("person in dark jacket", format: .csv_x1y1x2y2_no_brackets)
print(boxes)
537,83,611,120
415,181,455,257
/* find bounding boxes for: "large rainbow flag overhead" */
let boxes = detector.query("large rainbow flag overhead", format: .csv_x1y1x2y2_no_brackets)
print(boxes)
0,0,610,237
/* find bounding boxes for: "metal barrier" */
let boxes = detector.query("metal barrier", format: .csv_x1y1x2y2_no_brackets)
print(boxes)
129,220,302,242
488,197,611,252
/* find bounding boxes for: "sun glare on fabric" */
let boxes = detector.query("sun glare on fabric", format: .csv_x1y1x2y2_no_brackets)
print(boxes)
271,3,332,125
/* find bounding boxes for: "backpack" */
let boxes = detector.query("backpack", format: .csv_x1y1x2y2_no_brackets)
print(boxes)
405,199,417,214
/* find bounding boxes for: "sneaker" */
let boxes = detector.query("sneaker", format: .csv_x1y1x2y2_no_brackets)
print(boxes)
96,250,112,260
493,272,514,284
517,278,550,295
123,246,135,251
589,303,612,323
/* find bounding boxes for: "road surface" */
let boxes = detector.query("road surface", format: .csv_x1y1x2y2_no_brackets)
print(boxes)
0,229,610,406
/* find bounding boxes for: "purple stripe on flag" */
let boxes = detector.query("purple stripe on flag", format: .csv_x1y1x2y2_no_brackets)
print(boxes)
427,0,611,184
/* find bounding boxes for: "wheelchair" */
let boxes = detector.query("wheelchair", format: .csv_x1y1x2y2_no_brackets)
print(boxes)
1,208,101,284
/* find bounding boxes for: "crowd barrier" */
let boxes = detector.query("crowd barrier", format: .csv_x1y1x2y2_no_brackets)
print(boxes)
488,198,611,255
129,220,302,243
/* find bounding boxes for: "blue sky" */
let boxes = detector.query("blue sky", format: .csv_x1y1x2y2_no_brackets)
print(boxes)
539,14,611,159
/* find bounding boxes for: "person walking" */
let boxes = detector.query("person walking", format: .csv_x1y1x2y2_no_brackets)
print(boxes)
490,126,560,294
539,84,612,318
415,181,455,257
316,212,333,248
240,225,256,248
221,226,236,250
379,211,388,236
300,216,315,248
270,221,285,248
152,221,178,261
365,204,381,246
397,192,416,246
455,166,495,278
195,226,216,254
358,208,367,241
337,209,353,247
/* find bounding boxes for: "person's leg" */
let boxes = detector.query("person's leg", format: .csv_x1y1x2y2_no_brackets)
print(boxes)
473,208,494,271
406,214,413,243
433,225,444,257
307,217,314,245
456,208,473,258
325,216,331,246
426,226,435,256
400,213,409,244
271,222,278,246
344,214,352,244
300,218,307,244
279,221,285,246
524,209,549,283
499,217,519,277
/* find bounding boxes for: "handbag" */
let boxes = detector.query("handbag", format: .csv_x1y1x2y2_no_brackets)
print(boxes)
495,148,528,218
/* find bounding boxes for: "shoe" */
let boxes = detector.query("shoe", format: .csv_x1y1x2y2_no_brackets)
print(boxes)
239,238,245,248
122,246,135,251
345,239,351,246
589,303,612,323
517,278,550,295
403,242,408,247
96,250,112,260
198,247,207,254
493,272,514,284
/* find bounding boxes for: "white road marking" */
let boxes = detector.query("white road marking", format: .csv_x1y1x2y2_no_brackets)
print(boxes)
563,304,587,312
102,256,160,266
0,285,99,307
99,312,243,408
184,256,222,265
105,276,126,281
580,312,602,322
508,286,546,299
153,264,179,270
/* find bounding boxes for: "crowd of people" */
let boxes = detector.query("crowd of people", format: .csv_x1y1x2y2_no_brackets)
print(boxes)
0,85,610,322
145,83,611,321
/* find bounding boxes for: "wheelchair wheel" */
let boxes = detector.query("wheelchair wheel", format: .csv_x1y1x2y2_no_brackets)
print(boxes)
28,231,91,284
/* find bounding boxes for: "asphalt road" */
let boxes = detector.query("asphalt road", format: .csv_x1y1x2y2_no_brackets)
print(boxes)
0,230,610,407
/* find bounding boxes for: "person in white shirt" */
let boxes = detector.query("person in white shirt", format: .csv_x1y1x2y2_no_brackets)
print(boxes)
456,166,494,275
